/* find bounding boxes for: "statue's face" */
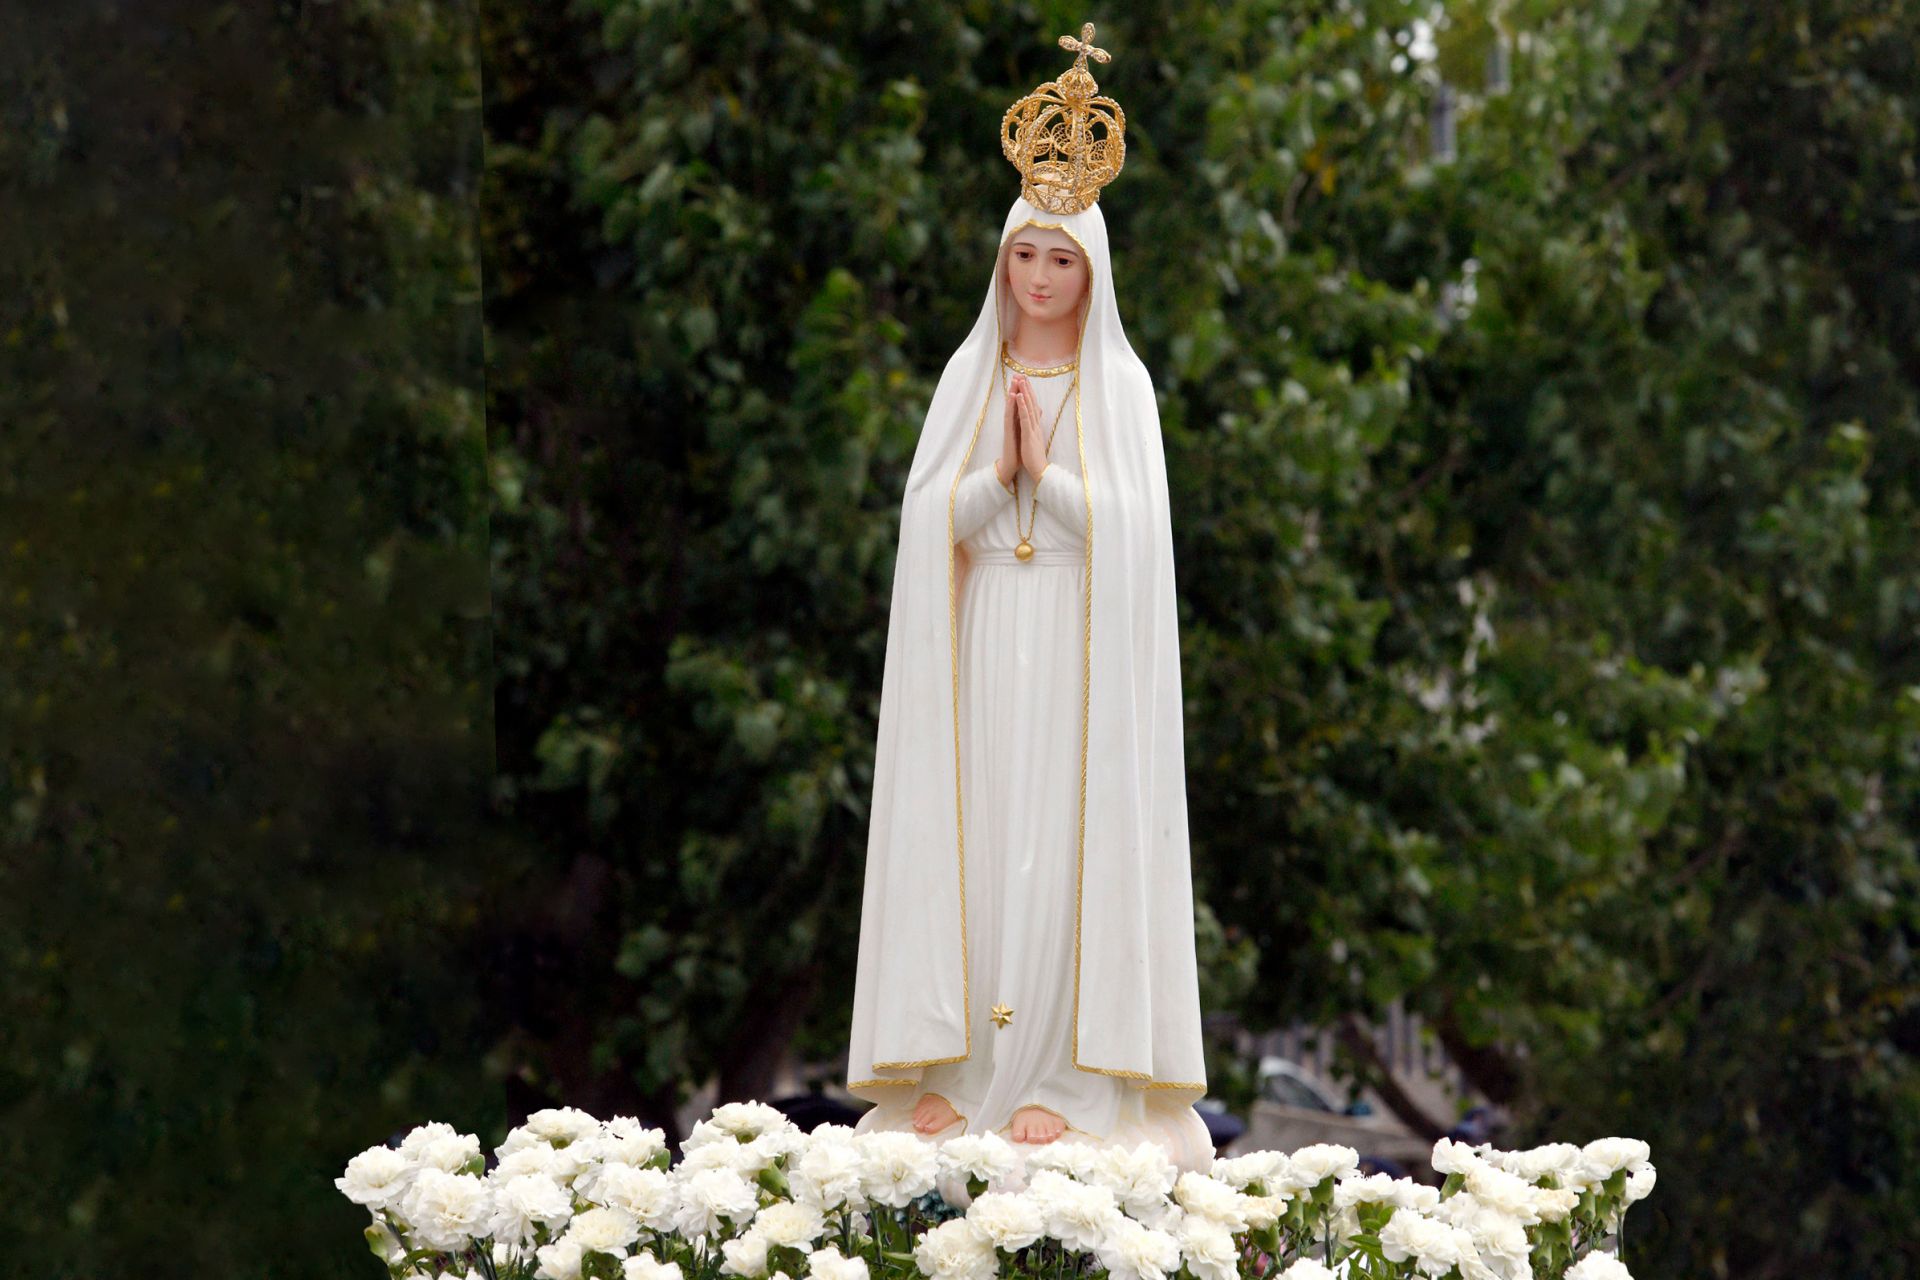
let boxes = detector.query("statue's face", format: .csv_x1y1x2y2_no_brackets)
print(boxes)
1005,227,1088,327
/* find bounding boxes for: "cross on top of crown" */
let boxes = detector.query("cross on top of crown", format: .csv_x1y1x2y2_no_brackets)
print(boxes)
1057,22,1110,71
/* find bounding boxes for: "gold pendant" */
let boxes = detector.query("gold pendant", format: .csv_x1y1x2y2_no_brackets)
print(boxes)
1015,540,1034,562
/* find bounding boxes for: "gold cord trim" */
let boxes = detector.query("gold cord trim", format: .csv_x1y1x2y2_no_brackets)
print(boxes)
940,345,1000,1073
1001,342,1078,377
1048,224,1100,1080
1076,1063,1152,1080
1138,1081,1207,1091
872,1053,968,1071
847,1079,915,1088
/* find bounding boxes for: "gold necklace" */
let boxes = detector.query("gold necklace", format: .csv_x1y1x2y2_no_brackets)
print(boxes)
1008,362,1077,562
1001,341,1078,377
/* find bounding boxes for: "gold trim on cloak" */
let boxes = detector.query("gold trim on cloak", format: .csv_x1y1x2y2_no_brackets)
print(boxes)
872,375,999,1074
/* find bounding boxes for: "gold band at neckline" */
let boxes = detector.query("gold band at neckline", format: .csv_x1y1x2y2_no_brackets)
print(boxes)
1001,342,1079,377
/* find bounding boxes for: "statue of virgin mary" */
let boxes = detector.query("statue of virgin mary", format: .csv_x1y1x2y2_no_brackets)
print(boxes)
844,25,1212,1172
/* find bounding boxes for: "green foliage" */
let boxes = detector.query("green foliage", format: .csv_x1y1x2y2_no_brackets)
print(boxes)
0,1,500,1275
486,1,1920,1275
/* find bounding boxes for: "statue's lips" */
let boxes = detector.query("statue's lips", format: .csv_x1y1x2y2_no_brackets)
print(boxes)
1028,292,1051,302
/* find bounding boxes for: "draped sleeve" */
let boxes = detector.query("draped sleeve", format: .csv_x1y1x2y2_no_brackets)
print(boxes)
1032,461,1085,524
952,463,1016,543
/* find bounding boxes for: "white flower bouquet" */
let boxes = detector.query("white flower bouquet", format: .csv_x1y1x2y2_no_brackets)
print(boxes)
336,1102,1655,1280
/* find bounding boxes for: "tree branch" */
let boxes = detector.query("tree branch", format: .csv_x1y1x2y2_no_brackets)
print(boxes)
1337,1012,1451,1143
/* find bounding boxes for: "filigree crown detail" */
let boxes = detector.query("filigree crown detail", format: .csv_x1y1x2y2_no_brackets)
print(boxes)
1001,22,1127,215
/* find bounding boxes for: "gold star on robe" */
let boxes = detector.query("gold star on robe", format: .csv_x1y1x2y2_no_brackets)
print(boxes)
990,1003,1014,1028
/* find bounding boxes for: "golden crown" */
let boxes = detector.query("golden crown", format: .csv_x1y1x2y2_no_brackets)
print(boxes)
1001,22,1127,215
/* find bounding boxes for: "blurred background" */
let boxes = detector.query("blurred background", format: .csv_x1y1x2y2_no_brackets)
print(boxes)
6,0,1919,1276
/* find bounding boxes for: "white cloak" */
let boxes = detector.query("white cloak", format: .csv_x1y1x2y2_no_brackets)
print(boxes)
845,195,1208,1158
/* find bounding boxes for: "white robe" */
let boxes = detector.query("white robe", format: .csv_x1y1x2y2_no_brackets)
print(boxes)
852,364,1212,1168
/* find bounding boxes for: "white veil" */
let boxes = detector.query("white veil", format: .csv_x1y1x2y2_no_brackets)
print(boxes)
846,195,1207,1107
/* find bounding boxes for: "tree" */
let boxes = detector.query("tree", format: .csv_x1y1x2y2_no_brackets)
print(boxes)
0,2,504,1274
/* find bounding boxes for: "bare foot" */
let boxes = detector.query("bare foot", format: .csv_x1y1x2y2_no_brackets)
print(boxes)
913,1093,960,1134
1008,1105,1066,1145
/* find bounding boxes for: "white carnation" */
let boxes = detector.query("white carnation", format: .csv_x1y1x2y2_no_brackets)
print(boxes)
487,1173,574,1247
1240,1191,1291,1231
965,1191,1046,1251
939,1133,1020,1187
1566,1254,1634,1280
536,1237,585,1280
1334,1172,1406,1210
1278,1144,1359,1193
1331,1169,1435,1216
685,1101,795,1150
494,1144,561,1181
856,1132,941,1208
402,1169,491,1251
336,1145,413,1210
1088,1142,1177,1216
1020,1141,1097,1180
1577,1138,1651,1184
625,1255,685,1280
806,1245,869,1280
1429,1137,1489,1177
1623,1163,1657,1203
1175,1214,1238,1280
1096,1215,1182,1280
1379,1206,1477,1277
913,1218,997,1280
686,1132,793,1177
1276,1262,1337,1280
1172,1171,1251,1232
546,1140,599,1186
614,1120,675,1159
721,1230,772,1278
526,1106,605,1147
1027,1169,1122,1252
593,1164,678,1230
1211,1149,1292,1191
604,1117,670,1167
793,1135,868,1212
417,1132,483,1174
1432,1191,1530,1278
756,1201,827,1249
1463,1163,1545,1225
397,1122,461,1159
567,1205,641,1255
1485,1143,1581,1183
682,1141,761,1177
675,1167,760,1236
1531,1184,1581,1222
